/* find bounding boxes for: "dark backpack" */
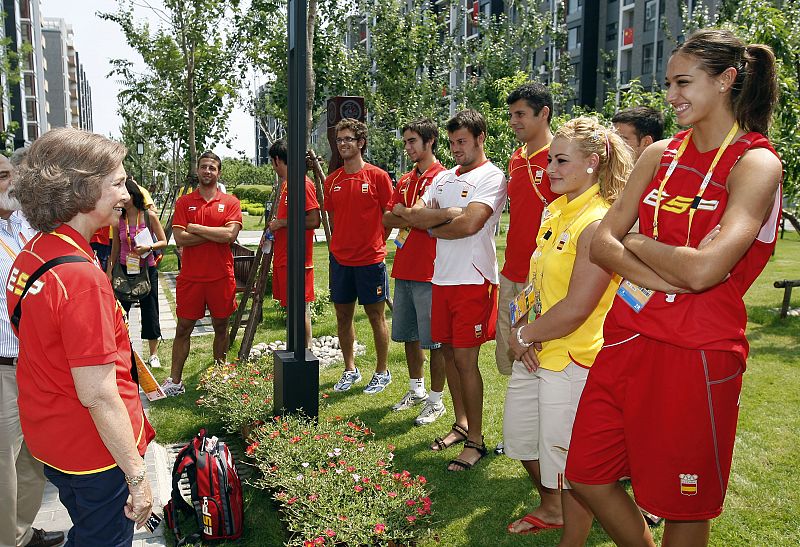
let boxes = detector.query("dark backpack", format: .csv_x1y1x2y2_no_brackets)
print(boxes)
164,429,244,545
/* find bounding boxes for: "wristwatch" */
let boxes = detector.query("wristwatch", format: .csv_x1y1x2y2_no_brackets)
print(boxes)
516,325,534,348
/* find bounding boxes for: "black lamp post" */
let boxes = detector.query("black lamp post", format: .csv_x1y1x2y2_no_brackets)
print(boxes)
136,142,144,186
273,0,320,419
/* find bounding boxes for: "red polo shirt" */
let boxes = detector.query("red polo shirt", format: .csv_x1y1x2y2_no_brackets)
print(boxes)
7,224,154,473
386,162,445,282
172,189,243,282
324,163,393,266
273,177,320,269
501,144,559,283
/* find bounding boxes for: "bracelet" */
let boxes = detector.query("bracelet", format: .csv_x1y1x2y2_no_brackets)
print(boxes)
125,467,147,487
516,325,534,348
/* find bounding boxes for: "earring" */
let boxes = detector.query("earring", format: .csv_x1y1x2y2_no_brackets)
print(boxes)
586,167,594,174
720,86,725,92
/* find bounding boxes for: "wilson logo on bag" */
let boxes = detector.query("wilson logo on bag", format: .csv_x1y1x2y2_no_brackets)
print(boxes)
164,429,243,545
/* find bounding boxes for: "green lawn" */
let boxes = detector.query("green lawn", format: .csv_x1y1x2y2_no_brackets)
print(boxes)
148,231,800,546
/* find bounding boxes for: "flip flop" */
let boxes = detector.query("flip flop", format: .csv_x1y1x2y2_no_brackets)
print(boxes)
506,513,564,535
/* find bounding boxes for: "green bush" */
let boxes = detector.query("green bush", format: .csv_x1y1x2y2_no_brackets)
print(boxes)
232,184,273,204
247,415,434,547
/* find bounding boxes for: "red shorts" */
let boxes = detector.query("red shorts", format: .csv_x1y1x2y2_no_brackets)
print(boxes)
272,266,315,308
175,275,237,320
431,280,497,348
565,334,744,520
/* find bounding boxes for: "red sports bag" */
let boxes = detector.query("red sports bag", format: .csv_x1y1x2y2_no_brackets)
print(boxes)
164,429,244,544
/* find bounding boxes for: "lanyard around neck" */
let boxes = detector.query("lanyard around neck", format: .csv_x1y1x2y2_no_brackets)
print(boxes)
652,123,739,244
401,162,440,206
521,143,550,207
50,231,96,262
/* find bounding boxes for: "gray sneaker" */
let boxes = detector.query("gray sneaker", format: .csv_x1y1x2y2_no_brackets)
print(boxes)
333,368,362,392
160,377,185,397
392,390,428,411
414,399,446,426
363,370,392,395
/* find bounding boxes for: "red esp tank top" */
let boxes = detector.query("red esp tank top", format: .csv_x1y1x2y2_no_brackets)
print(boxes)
604,130,782,364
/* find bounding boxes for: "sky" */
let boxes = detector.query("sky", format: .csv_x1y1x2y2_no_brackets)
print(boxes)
39,0,256,159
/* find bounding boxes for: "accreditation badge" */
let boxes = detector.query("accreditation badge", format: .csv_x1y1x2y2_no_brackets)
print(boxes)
509,282,537,325
126,253,141,275
616,279,654,313
394,227,411,248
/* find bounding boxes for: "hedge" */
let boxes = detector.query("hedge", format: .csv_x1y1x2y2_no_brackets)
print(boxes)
232,184,273,204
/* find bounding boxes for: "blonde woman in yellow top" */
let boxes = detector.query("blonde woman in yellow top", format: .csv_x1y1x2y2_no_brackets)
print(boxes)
505,117,633,544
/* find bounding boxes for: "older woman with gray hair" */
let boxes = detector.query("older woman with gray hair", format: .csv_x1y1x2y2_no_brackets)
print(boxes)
7,127,156,546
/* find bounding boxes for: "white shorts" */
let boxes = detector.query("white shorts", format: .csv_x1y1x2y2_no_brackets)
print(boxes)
502,360,589,490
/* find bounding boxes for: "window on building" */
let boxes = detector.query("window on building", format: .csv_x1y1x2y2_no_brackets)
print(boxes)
644,0,657,32
656,41,664,72
607,22,618,43
642,42,654,75
24,74,35,96
568,27,581,52
568,0,583,14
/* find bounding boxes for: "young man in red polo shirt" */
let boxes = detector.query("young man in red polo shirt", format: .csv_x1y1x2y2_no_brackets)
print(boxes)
496,82,557,378
394,109,506,471
324,118,394,394
383,118,447,425
163,151,243,396
268,139,321,346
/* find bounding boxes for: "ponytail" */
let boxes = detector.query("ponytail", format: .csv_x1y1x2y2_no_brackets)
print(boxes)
553,117,634,205
734,44,778,135
674,29,778,134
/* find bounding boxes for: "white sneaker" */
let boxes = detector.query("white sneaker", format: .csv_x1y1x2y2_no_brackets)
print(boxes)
414,400,446,426
333,368,362,392
392,390,428,411
363,370,392,395
160,377,185,397
148,355,162,368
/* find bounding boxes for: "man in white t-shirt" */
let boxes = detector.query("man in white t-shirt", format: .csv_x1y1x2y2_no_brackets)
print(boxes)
392,109,506,471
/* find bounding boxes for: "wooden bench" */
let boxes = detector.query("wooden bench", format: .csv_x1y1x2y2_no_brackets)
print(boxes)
774,279,800,318
232,242,256,293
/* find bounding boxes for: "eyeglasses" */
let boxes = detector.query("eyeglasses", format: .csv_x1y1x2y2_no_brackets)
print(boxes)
335,137,358,145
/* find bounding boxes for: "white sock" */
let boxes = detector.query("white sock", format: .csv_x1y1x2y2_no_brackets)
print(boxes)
427,390,443,405
410,378,426,396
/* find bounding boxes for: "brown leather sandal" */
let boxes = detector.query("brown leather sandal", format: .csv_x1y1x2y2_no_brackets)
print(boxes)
430,423,468,451
447,438,488,471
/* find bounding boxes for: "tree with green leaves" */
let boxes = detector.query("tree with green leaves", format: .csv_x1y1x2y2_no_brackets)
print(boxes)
101,0,244,183
715,0,800,201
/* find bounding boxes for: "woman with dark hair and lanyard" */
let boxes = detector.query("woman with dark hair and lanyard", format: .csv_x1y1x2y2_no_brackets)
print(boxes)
566,29,782,546
107,177,167,368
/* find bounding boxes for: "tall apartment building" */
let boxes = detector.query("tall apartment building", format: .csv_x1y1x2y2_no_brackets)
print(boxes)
42,17,93,132
2,0,48,148
535,0,721,109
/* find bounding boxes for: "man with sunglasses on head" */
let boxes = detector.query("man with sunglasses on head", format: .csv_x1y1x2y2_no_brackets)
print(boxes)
324,118,394,395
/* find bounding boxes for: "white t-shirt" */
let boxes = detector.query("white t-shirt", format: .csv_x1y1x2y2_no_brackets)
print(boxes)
421,160,506,286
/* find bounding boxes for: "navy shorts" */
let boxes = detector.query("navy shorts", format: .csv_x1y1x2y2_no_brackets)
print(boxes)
329,254,388,305
44,465,134,547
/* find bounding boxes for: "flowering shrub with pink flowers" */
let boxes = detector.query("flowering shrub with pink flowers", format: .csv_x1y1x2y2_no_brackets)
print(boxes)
196,356,274,435
246,414,433,546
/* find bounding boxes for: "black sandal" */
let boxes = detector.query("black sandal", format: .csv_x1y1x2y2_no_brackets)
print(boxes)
430,423,468,452
447,438,488,471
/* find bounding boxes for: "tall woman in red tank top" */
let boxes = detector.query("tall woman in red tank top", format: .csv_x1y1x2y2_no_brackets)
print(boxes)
565,29,782,546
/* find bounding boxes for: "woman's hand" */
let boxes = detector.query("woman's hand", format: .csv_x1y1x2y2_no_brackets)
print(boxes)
519,344,542,373
124,479,153,528
133,245,151,257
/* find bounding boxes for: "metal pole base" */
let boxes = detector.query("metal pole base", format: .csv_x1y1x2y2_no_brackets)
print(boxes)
273,349,320,418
